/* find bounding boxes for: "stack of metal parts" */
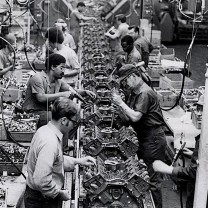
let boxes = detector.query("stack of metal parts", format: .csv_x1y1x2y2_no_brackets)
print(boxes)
78,20,155,208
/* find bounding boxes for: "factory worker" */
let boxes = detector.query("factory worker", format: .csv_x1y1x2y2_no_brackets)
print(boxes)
128,26,154,67
46,27,80,87
23,53,95,128
0,33,16,77
153,94,205,208
112,64,167,208
153,135,202,208
105,15,129,54
55,18,76,51
40,19,77,61
24,97,96,208
121,35,142,65
70,2,96,52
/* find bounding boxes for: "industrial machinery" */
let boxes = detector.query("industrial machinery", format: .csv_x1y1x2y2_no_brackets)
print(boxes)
67,16,156,208
81,156,153,208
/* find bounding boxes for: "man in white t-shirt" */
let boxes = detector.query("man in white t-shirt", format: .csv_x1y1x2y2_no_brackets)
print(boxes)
54,19,76,51
105,15,129,54
46,27,80,87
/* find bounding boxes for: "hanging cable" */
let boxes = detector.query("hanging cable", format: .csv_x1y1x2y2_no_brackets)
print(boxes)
0,0,12,27
161,25,199,111
37,0,48,16
0,144,26,179
12,18,36,73
0,96,27,148
0,37,28,148
29,9,44,38
0,36,16,83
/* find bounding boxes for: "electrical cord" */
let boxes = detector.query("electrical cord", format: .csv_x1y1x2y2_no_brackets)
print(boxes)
0,32,30,148
0,144,26,179
0,36,16,87
13,7,28,19
160,23,199,111
29,9,44,38
0,0,12,27
178,152,185,208
12,18,36,73
37,0,48,16
0,96,27,148
132,0,140,17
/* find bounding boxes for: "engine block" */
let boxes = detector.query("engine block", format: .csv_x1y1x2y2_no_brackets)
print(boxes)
81,156,153,208
75,19,155,208
82,126,139,160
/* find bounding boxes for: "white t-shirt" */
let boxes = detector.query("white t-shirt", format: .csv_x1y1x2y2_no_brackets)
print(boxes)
56,46,80,85
63,32,76,50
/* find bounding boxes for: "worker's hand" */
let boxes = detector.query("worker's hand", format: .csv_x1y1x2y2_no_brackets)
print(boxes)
110,104,119,113
58,189,71,201
182,147,193,157
78,156,96,166
104,32,110,37
152,160,173,174
39,54,46,61
60,91,73,98
112,93,123,106
84,90,96,99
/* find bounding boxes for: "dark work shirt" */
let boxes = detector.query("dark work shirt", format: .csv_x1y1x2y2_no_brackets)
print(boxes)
23,71,69,112
126,80,165,133
171,135,204,208
172,135,200,181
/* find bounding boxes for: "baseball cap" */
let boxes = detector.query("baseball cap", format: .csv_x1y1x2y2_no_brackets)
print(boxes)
118,64,140,82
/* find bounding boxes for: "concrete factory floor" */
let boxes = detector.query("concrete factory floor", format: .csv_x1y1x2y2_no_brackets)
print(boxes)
162,175,186,208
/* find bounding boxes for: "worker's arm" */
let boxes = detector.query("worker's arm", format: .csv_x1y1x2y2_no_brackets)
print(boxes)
105,30,120,40
0,65,13,76
35,91,73,103
153,160,197,181
59,81,96,100
63,68,79,77
0,55,14,76
75,11,96,21
153,160,174,174
112,93,143,122
63,49,80,77
63,155,96,171
30,76,73,103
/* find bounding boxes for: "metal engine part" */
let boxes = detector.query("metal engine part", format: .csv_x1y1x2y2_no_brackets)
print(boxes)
82,156,154,208
82,126,139,160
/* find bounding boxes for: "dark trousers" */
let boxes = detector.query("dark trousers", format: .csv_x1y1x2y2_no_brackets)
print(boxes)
137,126,167,208
24,185,61,208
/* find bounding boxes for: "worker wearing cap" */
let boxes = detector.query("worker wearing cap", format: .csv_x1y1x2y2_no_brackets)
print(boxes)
0,33,16,77
112,64,167,208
